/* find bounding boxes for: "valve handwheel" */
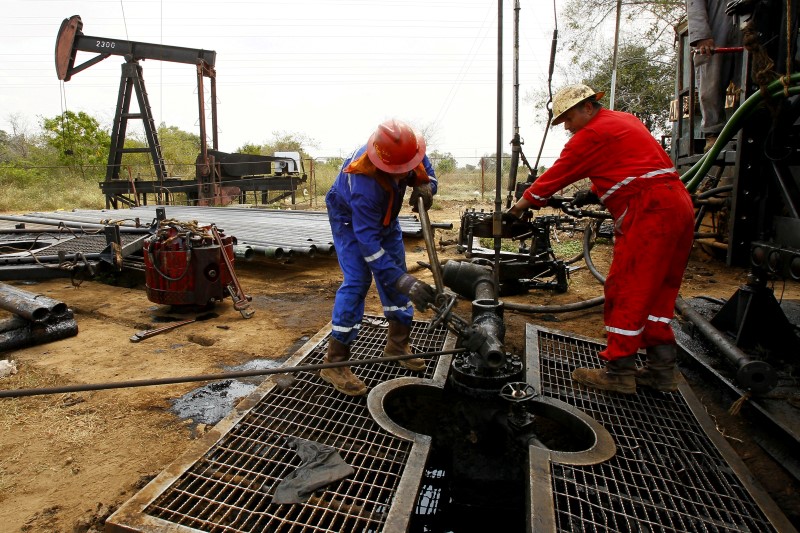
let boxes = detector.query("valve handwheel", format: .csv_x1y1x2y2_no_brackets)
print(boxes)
500,381,537,403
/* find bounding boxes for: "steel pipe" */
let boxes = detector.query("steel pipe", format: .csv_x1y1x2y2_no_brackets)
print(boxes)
0,283,69,318
0,214,148,233
0,315,28,333
232,245,254,261
249,245,286,259
441,260,495,301
0,347,466,398
0,207,429,263
0,314,78,352
0,285,50,323
674,297,777,394
504,296,606,314
0,253,102,266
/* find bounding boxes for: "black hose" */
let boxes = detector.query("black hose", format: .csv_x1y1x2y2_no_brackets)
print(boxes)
504,295,605,314
532,22,559,174
697,184,733,199
0,347,466,399
562,223,591,265
583,220,607,285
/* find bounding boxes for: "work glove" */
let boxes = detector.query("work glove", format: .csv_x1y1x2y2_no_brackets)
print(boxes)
546,195,567,208
572,189,601,207
395,273,436,311
409,183,434,213
502,209,521,224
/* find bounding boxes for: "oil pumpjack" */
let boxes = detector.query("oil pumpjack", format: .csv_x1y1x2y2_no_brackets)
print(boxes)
55,15,306,209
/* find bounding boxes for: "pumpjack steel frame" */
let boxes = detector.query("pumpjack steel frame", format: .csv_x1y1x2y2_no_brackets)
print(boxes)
55,15,305,209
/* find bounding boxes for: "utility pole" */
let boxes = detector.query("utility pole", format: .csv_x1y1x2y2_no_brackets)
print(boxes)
610,0,622,110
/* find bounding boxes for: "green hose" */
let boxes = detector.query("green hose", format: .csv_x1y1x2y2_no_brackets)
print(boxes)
680,73,800,192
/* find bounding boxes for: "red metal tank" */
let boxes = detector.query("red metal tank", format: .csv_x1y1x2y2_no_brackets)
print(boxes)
143,225,235,307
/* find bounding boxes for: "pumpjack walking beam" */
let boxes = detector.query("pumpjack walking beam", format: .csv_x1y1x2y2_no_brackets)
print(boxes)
55,15,219,208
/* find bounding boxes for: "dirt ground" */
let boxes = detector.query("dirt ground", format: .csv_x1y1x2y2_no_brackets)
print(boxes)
1,200,798,531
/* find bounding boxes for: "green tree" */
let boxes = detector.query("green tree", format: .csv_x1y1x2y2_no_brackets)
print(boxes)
318,156,344,170
97,123,202,181
480,152,512,173
237,131,318,161
528,0,684,137
158,124,202,177
581,42,675,135
237,143,263,156
2,114,40,162
561,0,684,57
41,110,110,179
428,150,457,174
0,130,9,164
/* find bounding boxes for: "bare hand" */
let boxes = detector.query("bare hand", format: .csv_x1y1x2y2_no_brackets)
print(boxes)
694,38,715,55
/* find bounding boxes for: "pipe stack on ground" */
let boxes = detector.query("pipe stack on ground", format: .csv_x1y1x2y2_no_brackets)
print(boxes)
0,283,78,352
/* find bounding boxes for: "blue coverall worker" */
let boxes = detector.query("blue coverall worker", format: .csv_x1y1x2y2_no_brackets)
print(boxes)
322,119,438,396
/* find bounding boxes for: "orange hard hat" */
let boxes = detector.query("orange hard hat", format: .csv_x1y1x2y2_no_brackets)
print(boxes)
366,119,426,174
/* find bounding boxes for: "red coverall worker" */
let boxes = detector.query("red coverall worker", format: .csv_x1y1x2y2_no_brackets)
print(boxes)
508,84,695,395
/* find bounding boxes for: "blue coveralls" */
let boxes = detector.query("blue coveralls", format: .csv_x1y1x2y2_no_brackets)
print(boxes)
325,145,437,345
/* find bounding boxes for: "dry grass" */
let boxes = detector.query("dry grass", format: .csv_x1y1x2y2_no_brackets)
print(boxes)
0,163,590,213
0,180,104,212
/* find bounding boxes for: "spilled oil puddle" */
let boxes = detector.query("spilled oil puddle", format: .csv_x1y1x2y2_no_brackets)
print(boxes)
170,357,285,425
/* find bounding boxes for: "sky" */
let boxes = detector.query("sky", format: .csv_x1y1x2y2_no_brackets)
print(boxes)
2,0,573,167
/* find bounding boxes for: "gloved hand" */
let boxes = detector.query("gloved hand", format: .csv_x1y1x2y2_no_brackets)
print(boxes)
395,273,436,310
409,183,434,213
547,195,567,208
502,209,521,224
572,189,600,207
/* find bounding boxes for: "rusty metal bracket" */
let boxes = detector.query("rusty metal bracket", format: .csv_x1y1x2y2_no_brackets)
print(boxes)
210,225,253,319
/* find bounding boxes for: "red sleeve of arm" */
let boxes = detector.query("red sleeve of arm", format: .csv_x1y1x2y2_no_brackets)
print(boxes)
522,129,604,206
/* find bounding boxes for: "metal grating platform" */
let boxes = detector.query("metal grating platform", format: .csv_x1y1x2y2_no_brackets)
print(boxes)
107,316,449,532
109,319,795,532
27,233,143,255
0,232,143,257
526,324,795,533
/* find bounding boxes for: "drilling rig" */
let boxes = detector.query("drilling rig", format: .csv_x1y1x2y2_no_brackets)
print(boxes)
671,5,800,355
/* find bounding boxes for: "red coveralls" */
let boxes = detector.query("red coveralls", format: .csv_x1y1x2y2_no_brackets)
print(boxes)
522,108,695,360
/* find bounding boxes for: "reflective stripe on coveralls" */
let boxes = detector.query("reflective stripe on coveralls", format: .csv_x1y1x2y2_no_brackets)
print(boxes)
527,167,678,204
599,180,695,360
599,167,677,202
326,145,437,346
521,109,678,212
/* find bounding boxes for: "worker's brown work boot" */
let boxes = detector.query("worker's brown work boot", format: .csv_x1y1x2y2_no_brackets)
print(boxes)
319,337,368,396
636,344,679,392
385,320,426,372
571,355,637,394
703,135,718,153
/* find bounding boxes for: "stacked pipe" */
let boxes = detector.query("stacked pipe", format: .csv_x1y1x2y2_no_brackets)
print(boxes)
0,205,450,261
0,283,78,352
